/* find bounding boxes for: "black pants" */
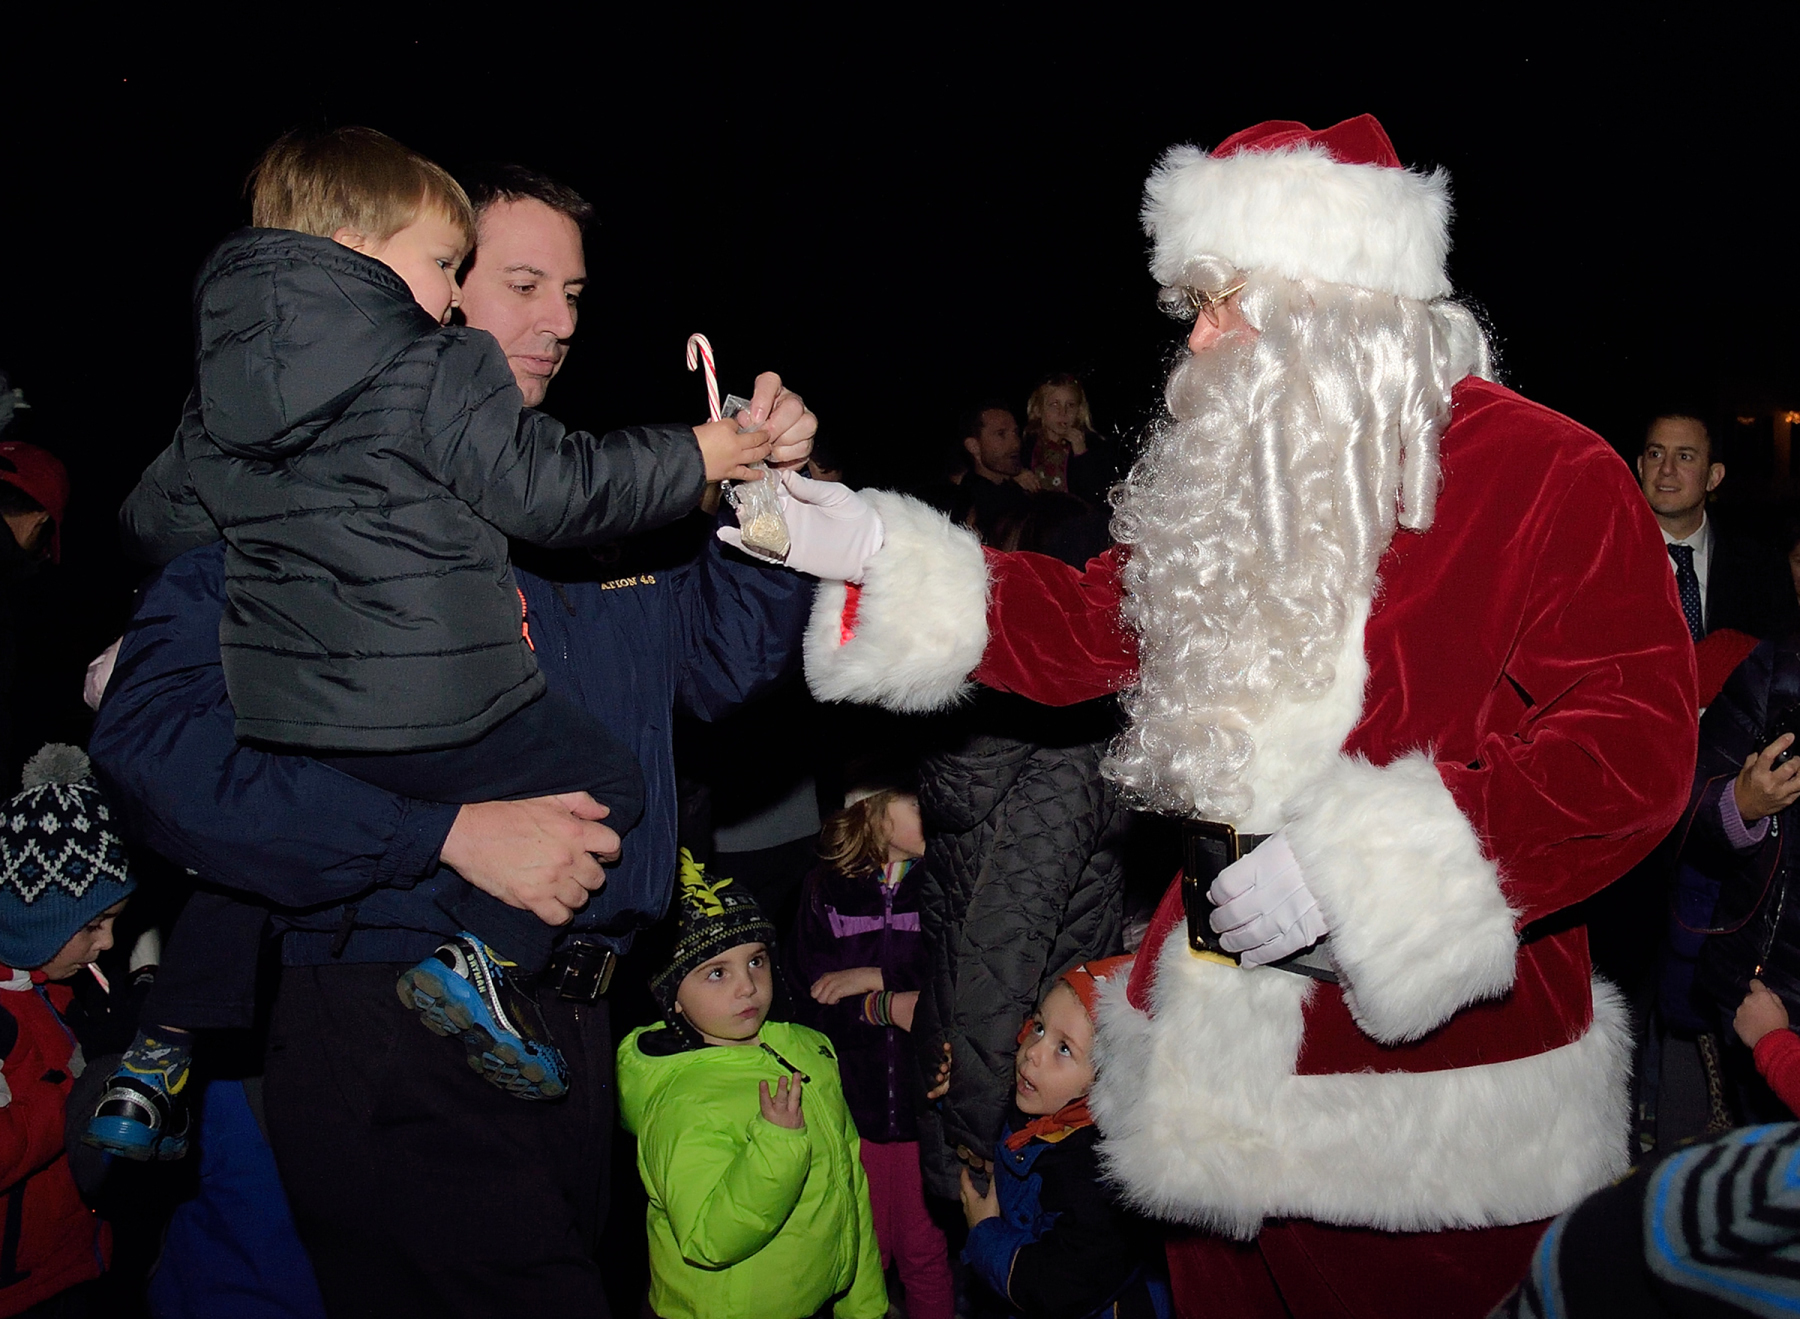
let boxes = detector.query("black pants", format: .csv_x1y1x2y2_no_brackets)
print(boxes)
264,962,614,1318
145,690,643,1030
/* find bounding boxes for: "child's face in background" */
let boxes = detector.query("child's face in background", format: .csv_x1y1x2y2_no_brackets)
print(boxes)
36,899,128,981
1014,983,1096,1115
885,794,926,862
676,941,774,1046
338,211,470,325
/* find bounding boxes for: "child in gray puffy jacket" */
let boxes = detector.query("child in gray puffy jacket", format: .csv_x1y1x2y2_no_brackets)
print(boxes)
96,128,776,1157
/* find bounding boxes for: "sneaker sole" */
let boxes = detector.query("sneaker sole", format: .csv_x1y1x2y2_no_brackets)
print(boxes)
83,1115,189,1162
397,967,566,1101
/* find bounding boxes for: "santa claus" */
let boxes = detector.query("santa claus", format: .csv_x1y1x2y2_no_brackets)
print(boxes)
793,115,1696,1316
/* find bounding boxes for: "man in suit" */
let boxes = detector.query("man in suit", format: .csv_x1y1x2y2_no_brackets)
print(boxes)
1627,412,1783,1154
1638,413,1780,640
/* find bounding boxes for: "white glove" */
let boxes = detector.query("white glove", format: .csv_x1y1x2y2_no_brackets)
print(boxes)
716,470,886,582
83,638,122,712
1208,830,1329,967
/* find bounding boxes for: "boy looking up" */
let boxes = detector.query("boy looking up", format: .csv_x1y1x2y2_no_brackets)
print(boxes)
957,958,1168,1319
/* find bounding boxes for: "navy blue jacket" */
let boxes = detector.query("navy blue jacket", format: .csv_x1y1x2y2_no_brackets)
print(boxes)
963,1121,1166,1319
89,535,812,964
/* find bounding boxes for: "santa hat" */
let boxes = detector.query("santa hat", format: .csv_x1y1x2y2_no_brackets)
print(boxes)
1141,114,1453,303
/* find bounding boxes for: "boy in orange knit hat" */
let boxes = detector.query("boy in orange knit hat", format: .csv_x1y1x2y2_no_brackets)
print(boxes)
954,956,1168,1319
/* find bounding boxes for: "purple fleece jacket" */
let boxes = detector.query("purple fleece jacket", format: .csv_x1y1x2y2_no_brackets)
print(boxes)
787,860,927,1143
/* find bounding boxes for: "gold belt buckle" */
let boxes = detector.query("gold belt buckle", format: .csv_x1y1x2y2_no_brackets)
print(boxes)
1181,820,1244,964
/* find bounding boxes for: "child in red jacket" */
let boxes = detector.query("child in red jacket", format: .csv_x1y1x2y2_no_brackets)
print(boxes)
0,745,138,1316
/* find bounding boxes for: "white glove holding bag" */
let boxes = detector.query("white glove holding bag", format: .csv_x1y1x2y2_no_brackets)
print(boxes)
716,470,886,583
1207,830,1329,967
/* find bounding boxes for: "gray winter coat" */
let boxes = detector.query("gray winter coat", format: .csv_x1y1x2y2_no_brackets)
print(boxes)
121,229,705,752
910,702,1129,1199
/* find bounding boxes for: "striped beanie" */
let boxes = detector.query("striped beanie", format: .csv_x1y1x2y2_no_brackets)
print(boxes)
1497,1121,1800,1317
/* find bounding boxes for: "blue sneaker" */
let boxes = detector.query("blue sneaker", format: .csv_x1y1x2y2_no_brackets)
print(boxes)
83,1034,193,1161
396,936,569,1101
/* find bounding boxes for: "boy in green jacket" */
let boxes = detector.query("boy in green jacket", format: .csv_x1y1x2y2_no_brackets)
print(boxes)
618,854,886,1319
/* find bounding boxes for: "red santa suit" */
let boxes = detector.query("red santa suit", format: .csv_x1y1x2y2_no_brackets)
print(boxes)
801,118,1695,1319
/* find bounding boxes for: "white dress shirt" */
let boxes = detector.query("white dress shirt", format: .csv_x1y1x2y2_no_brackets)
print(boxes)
1661,514,1714,626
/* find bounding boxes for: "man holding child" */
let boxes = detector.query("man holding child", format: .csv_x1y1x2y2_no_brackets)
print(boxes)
90,137,872,1314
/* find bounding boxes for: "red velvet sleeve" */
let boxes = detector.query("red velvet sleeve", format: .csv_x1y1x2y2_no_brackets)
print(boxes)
1755,1029,1800,1117
1436,454,1698,928
974,546,1139,706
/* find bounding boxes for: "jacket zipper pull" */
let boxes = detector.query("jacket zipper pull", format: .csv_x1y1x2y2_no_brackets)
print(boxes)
759,1041,811,1084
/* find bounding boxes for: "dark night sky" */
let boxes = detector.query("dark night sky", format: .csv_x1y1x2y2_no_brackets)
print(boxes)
4,15,1798,747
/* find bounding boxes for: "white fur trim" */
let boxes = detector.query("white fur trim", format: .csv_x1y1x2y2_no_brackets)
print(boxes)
1143,143,1453,302
803,490,989,713
1090,948,1630,1238
1286,752,1519,1043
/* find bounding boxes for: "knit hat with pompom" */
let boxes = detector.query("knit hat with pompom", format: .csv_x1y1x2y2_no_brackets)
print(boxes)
0,744,136,969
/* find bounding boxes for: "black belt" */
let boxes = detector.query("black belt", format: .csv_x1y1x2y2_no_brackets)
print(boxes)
547,942,617,1001
1178,820,1337,983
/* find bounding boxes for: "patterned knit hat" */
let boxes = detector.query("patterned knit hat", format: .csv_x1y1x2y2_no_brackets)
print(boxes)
0,744,136,969
650,850,777,1017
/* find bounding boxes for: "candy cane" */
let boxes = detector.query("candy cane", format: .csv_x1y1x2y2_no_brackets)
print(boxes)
685,333,721,422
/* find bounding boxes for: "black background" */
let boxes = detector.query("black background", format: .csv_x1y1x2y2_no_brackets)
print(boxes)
4,15,1799,751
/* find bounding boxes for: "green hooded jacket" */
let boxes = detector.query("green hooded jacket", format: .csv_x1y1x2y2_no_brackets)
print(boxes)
618,1019,887,1319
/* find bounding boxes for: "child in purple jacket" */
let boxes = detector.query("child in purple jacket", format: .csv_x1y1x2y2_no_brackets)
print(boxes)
789,787,953,1319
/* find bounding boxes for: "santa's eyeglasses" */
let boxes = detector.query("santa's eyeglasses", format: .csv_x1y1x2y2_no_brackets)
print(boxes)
1181,279,1247,326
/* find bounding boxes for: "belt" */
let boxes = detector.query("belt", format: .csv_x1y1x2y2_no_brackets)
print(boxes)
1178,820,1337,983
547,942,617,1002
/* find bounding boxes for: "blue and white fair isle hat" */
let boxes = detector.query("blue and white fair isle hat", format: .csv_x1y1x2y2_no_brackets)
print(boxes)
0,744,136,969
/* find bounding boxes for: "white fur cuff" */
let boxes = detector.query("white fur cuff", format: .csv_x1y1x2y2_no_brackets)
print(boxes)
803,491,989,713
1285,752,1518,1043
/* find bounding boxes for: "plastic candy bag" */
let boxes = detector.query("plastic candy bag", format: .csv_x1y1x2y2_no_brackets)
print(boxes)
720,393,790,561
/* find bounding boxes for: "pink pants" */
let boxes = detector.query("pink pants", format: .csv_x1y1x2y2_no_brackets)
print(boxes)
858,1139,954,1319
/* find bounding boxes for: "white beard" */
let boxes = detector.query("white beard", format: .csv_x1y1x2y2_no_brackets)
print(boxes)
1104,270,1487,823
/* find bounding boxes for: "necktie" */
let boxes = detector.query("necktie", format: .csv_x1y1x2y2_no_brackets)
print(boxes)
1669,543,1704,642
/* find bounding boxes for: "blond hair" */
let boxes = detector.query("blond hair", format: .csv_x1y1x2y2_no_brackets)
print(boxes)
1025,374,1095,438
248,127,474,247
819,789,903,878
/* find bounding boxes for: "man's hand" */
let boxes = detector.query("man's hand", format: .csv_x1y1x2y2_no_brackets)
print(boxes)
1736,978,1791,1049
1735,734,1800,824
959,1165,1000,1228
1014,470,1042,493
811,966,883,1004
695,418,774,483
759,1074,806,1130
84,638,122,711
1209,830,1328,967
438,792,620,926
741,371,816,469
